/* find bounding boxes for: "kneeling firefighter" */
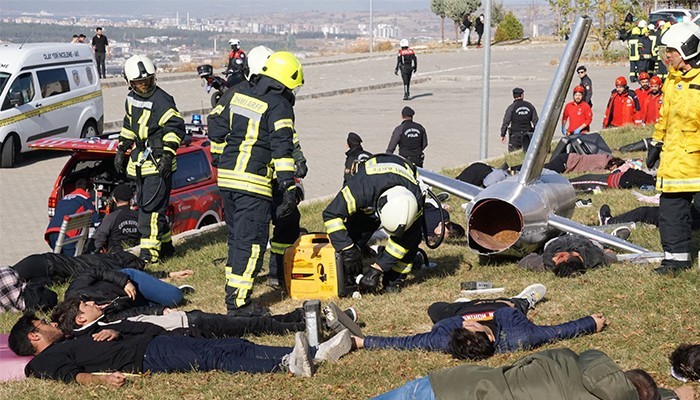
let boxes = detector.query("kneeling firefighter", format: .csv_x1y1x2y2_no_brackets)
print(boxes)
114,55,185,263
322,154,425,292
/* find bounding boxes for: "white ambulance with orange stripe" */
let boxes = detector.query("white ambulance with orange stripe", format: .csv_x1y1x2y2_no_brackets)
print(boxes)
0,43,104,168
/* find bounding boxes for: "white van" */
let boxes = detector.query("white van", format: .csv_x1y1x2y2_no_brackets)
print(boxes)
0,43,104,168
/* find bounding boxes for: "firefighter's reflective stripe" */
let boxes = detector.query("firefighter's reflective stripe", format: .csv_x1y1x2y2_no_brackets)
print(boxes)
231,93,268,120
657,177,700,192
392,261,413,274
217,170,272,197
324,218,346,234
341,187,357,214
629,38,640,60
650,35,659,57
292,130,301,146
232,244,261,307
127,160,159,176
364,158,418,185
274,118,294,131
137,110,151,141
120,127,136,141
210,141,226,155
273,157,295,172
161,230,172,242
210,104,225,116
234,119,260,174
128,97,153,109
385,238,408,260
270,241,293,255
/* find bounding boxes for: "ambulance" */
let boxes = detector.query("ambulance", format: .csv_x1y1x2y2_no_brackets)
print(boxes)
0,43,104,168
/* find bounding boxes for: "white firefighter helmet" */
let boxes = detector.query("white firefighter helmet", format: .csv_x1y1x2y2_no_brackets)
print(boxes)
661,21,700,60
376,186,419,236
228,38,240,47
399,38,409,48
245,45,274,80
638,19,647,28
123,55,157,97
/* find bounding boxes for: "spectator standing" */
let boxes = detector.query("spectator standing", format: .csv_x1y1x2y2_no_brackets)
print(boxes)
561,85,593,135
646,22,700,275
386,106,428,167
394,39,417,100
70,35,79,43
91,27,109,79
78,34,86,43
343,132,372,185
500,87,538,152
475,14,485,47
577,65,593,107
92,184,140,253
602,76,641,128
461,15,472,49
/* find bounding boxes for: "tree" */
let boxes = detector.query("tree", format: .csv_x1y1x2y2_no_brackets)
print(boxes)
431,0,448,43
547,0,573,40
577,0,640,52
491,1,506,27
444,0,481,42
494,11,524,42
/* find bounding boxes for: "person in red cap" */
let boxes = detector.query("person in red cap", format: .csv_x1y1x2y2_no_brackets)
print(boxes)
561,85,593,135
641,75,663,125
635,71,652,121
602,76,641,128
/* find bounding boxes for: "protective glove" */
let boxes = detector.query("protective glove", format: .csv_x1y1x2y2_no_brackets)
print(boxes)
294,159,308,179
210,154,220,168
276,181,297,219
394,70,398,76
114,150,127,175
646,141,663,169
158,153,175,180
560,125,567,136
413,68,417,73
340,244,364,278
573,127,582,135
359,267,382,293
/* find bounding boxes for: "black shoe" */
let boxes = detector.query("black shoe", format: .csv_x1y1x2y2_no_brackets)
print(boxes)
139,249,158,264
383,276,405,293
227,302,271,317
359,268,382,293
160,241,175,260
436,192,450,202
598,204,612,225
653,260,691,275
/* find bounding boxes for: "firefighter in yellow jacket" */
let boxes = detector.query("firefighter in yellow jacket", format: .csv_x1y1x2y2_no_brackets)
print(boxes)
207,51,302,315
114,55,185,263
646,22,700,275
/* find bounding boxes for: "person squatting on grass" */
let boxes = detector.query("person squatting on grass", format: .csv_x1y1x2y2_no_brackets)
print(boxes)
352,284,608,361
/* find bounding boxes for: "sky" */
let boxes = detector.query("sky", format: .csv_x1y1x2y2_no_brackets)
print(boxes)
1,0,546,19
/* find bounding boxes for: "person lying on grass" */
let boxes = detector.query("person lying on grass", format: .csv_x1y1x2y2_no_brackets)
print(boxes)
8,312,353,384
352,284,607,361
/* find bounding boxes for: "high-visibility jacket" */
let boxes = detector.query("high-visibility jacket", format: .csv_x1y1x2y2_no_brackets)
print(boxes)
118,87,185,177
628,29,641,61
562,100,593,134
207,76,295,198
603,88,640,128
653,67,700,192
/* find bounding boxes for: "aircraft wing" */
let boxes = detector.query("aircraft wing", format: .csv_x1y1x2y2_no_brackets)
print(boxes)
417,168,482,202
548,214,648,254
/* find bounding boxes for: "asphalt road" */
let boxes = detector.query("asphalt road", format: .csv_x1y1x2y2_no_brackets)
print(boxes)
0,41,631,265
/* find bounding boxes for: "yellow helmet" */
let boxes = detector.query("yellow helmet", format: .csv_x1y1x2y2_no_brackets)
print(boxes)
261,51,304,90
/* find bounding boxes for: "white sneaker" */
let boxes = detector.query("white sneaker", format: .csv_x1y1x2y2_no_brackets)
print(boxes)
314,329,352,363
288,332,314,377
515,283,547,309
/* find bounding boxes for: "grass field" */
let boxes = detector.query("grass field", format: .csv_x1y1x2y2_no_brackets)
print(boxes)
1,127,698,399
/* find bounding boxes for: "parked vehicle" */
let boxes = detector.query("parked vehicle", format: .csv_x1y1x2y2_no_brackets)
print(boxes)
29,127,224,235
651,8,700,23
0,43,104,168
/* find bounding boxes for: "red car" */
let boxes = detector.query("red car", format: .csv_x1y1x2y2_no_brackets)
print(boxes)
29,129,224,235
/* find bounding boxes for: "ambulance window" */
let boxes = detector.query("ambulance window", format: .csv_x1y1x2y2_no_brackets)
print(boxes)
1,72,35,111
172,151,212,189
0,72,10,95
37,68,69,98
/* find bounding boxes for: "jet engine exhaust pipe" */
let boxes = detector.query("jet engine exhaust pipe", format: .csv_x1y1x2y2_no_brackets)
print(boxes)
469,199,523,252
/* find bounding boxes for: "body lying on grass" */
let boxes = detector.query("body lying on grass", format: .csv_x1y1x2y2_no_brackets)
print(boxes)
8,312,353,384
371,347,693,400
52,297,306,338
519,234,619,277
352,284,607,361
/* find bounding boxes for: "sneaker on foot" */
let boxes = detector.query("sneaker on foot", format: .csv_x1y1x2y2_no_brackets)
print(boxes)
653,260,692,276
178,285,195,295
611,226,631,240
515,283,547,309
575,198,592,208
598,204,612,225
344,307,358,323
314,329,352,363
324,302,364,337
288,332,314,377
436,192,450,202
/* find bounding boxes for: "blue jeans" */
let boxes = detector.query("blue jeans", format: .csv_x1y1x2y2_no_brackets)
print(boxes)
119,268,182,307
372,376,436,400
142,336,292,374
